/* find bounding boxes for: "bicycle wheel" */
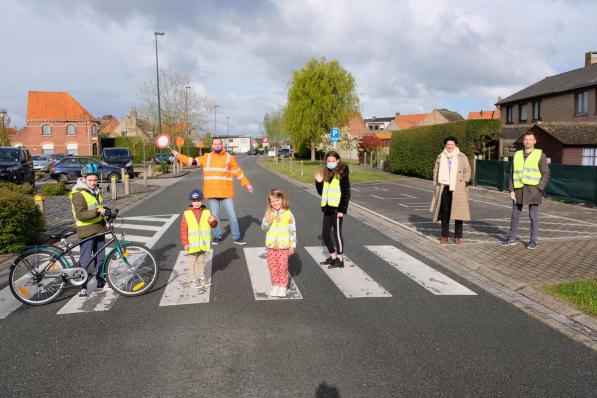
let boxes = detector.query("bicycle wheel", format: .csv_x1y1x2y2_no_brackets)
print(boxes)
104,245,158,297
9,248,67,305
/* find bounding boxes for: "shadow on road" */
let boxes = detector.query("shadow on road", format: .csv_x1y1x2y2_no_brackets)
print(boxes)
315,382,340,398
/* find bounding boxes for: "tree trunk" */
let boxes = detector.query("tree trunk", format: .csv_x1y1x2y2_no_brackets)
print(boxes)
311,141,316,161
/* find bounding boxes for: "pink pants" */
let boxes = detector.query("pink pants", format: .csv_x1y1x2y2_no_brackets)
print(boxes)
266,248,289,287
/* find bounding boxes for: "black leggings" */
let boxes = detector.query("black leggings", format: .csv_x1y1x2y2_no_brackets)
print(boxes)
440,186,463,238
322,213,344,255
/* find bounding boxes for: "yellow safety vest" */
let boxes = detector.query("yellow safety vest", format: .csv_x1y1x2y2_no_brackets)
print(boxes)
321,178,341,207
265,210,293,249
69,189,104,227
513,149,542,189
184,209,212,253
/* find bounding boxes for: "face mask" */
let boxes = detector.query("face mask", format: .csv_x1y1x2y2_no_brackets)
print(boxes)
213,148,222,154
326,162,337,170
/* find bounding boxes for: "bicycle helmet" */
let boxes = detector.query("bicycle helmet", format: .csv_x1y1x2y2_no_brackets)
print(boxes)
81,163,100,177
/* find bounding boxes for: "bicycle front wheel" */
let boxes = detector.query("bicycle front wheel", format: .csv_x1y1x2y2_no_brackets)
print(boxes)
9,248,67,305
105,245,158,297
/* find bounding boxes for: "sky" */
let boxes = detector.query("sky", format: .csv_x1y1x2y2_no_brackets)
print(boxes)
1,0,596,136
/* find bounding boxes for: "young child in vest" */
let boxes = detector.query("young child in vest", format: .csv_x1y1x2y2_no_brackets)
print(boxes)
180,189,218,289
261,189,296,297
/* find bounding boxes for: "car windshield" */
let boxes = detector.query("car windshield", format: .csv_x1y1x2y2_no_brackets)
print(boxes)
33,155,46,160
103,149,130,159
0,148,20,161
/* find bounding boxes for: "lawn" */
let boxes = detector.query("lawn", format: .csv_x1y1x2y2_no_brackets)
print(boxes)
544,280,597,316
258,157,398,184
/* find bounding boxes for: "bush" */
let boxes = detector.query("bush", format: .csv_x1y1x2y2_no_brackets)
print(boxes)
41,183,65,196
387,119,502,180
0,182,34,194
0,190,44,253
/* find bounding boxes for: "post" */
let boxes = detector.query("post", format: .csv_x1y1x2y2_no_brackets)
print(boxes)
111,175,118,200
124,174,130,195
473,155,478,187
143,166,148,188
300,160,304,177
154,31,165,172
147,164,152,177
290,158,293,173
34,194,46,228
121,168,126,182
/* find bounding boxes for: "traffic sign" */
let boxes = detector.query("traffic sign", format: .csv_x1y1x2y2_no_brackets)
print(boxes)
262,136,269,144
155,134,171,149
175,136,185,148
330,128,340,142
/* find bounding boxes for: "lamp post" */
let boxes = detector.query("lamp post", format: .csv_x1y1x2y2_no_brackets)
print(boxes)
226,115,230,136
185,85,191,155
214,104,218,136
154,31,165,171
0,109,6,146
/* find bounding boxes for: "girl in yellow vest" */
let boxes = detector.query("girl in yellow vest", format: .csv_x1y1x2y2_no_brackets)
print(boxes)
180,189,218,289
314,151,351,268
261,189,296,297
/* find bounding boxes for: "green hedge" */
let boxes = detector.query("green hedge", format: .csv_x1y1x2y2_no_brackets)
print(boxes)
0,190,44,253
41,183,66,196
387,119,502,180
0,182,34,194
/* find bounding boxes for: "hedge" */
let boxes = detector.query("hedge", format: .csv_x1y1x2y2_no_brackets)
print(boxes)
41,183,66,196
0,190,44,253
0,182,34,194
387,119,502,180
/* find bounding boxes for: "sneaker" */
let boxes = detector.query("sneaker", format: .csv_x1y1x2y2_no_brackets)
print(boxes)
278,286,287,297
233,240,247,246
191,280,203,289
328,258,345,269
211,238,222,246
319,257,334,265
499,238,517,247
200,278,212,288
527,241,538,250
270,286,280,297
78,288,88,297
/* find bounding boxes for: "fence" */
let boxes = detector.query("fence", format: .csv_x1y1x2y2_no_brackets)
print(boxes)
475,159,597,205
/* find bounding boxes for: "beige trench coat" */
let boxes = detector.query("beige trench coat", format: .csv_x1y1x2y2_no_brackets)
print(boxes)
430,152,471,221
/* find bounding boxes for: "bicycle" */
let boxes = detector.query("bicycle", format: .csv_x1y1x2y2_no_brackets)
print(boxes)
9,208,159,306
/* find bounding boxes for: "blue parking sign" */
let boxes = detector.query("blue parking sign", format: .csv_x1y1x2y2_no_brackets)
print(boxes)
330,127,340,142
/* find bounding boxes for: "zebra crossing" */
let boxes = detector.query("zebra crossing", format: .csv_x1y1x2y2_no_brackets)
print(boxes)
0,243,477,318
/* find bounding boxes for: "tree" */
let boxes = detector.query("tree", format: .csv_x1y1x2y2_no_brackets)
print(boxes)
285,58,359,160
263,108,288,149
317,127,360,161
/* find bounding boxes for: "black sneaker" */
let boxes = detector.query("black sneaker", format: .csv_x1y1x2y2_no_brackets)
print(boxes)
233,240,247,246
328,258,345,269
499,238,517,247
211,238,222,246
320,257,334,265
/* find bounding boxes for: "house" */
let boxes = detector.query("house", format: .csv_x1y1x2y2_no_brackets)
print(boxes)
110,109,153,140
99,115,119,135
346,112,368,137
221,136,252,154
11,91,100,155
394,113,428,130
364,116,395,131
418,109,464,126
467,107,501,120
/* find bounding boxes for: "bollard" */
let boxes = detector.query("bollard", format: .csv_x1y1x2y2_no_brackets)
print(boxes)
147,164,152,177
111,175,118,200
124,173,130,196
300,160,304,177
290,158,293,173
473,155,478,186
34,194,46,228
144,166,148,188
121,168,126,182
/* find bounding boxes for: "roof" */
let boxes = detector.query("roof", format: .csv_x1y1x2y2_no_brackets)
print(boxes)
375,131,393,140
26,91,95,121
500,124,534,139
533,122,597,145
467,108,501,120
386,119,398,131
435,109,464,122
395,113,428,129
364,116,395,123
497,63,597,105
100,116,119,134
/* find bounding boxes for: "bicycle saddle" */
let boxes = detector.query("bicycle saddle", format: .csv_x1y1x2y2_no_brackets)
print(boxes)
48,231,76,239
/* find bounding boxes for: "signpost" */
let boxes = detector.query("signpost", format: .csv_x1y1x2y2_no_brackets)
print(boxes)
330,127,340,148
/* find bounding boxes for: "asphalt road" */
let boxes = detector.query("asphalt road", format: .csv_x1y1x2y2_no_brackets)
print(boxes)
1,157,595,397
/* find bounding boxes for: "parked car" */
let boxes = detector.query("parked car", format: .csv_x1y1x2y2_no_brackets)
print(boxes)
153,153,174,164
246,148,260,156
49,157,124,183
32,155,53,172
47,153,73,163
277,148,293,158
101,147,134,177
0,147,35,184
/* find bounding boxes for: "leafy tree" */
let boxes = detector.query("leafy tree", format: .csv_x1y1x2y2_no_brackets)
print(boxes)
263,108,288,149
317,127,360,160
359,135,382,152
285,58,359,160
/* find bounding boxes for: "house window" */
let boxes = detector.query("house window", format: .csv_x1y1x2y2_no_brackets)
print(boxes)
91,125,98,136
532,100,542,120
582,147,597,166
575,91,588,115
519,103,528,122
92,143,98,156
506,106,513,123
42,124,52,135
66,124,76,135
66,143,78,156
42,143,54,154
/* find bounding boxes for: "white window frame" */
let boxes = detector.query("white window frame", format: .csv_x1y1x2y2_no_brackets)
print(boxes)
575,91,588,115
66,143,78,156
582,147,597,166
66,124,76,135
42,124,52,135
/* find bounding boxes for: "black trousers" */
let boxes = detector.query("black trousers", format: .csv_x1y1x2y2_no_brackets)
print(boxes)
322,213,344,254
440,186,463,238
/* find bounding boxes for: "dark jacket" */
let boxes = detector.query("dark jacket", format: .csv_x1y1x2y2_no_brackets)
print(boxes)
315,164,351,214
508,150,550,205
71,179,107,239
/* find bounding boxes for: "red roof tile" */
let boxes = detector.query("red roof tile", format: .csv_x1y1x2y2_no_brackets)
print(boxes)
101,116,119,133
395,113,428,130
26,91,95,121
467,108,500,120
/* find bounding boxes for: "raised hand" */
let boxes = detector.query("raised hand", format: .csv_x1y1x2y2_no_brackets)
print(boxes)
314,171,324,182
246,184,254,193
172,150,180,158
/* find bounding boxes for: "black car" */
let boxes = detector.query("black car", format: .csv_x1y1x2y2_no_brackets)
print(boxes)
153,153,174,164
0,147,35,184
101,147,134,177
50,157,125,183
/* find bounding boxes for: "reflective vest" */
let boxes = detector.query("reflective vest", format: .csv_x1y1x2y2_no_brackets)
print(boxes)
265,210,293,249
321,178,341,207
69,189,104,227
513,149,542,188
184,209,212,253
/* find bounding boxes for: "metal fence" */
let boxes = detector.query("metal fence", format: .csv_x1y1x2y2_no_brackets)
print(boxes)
475,159,597,205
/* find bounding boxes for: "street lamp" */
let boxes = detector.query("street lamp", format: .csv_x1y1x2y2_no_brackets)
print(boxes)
185,85,191,155
226,115,230,136
214,104,218,136
154,31,165,171
0,109,6,146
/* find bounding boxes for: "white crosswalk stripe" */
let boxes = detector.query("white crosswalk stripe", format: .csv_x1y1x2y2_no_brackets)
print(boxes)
304,246,392,298
243,247,302,300
159,251,212,306
365,245,477,295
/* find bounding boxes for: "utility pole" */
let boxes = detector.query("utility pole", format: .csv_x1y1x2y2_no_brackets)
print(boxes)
226,115,230,136
185,85,191,155
214,105,218,136
154,31,165,171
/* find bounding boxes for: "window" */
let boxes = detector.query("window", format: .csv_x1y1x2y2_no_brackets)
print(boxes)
66,124,76,135
532,100,542,120
506,106,513,123
42,143,54,155
91,125,98,136
42,124,52,135
519,103,528,122
92,143,98,156
66,143,78,156
582,147,597,166
575,91,588,115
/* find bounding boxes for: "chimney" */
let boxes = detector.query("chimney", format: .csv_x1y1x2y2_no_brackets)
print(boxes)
395,112,400,117
585,51,597,67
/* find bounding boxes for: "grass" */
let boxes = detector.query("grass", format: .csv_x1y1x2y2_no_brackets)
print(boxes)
258,157,398,184
543,280,597,316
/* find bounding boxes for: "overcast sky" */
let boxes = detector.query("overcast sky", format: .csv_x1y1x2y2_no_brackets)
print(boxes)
2,0,596,135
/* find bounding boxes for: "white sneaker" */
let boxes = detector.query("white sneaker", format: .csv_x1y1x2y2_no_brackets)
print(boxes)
270,285,280,297
278,286,287,297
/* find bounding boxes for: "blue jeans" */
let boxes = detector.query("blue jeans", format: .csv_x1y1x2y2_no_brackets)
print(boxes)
79,235,106,288
208,198,240,240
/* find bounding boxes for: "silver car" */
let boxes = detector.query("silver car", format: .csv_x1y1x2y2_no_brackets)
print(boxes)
32,155,52,172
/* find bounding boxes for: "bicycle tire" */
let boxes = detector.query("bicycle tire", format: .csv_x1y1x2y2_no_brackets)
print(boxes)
9,248,67,306
104,245,158,297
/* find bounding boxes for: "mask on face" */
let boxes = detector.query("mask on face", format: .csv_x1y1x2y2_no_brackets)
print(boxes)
213,148,222,154
326,162,337,170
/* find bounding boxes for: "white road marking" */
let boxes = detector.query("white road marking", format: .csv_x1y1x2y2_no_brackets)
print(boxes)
117,223,163,231
119,215,176,221
365,245,477,295
305,246,391,298
243,248,302,300
0,286,23,320
57,277,119,315
370,194,417,200
159,251,212,306
144,214,180,249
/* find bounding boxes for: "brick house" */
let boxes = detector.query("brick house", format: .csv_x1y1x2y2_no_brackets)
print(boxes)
418,109,464,126
12,91,100,156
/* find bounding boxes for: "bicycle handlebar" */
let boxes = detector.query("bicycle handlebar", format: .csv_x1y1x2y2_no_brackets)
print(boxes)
104,208,119,224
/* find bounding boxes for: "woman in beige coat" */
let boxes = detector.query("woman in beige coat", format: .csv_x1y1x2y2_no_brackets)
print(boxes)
430,136,471,244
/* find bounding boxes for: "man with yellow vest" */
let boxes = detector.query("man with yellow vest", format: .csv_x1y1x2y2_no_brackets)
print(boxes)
172,138,253,245
69,163,107,297
500,131,550,249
